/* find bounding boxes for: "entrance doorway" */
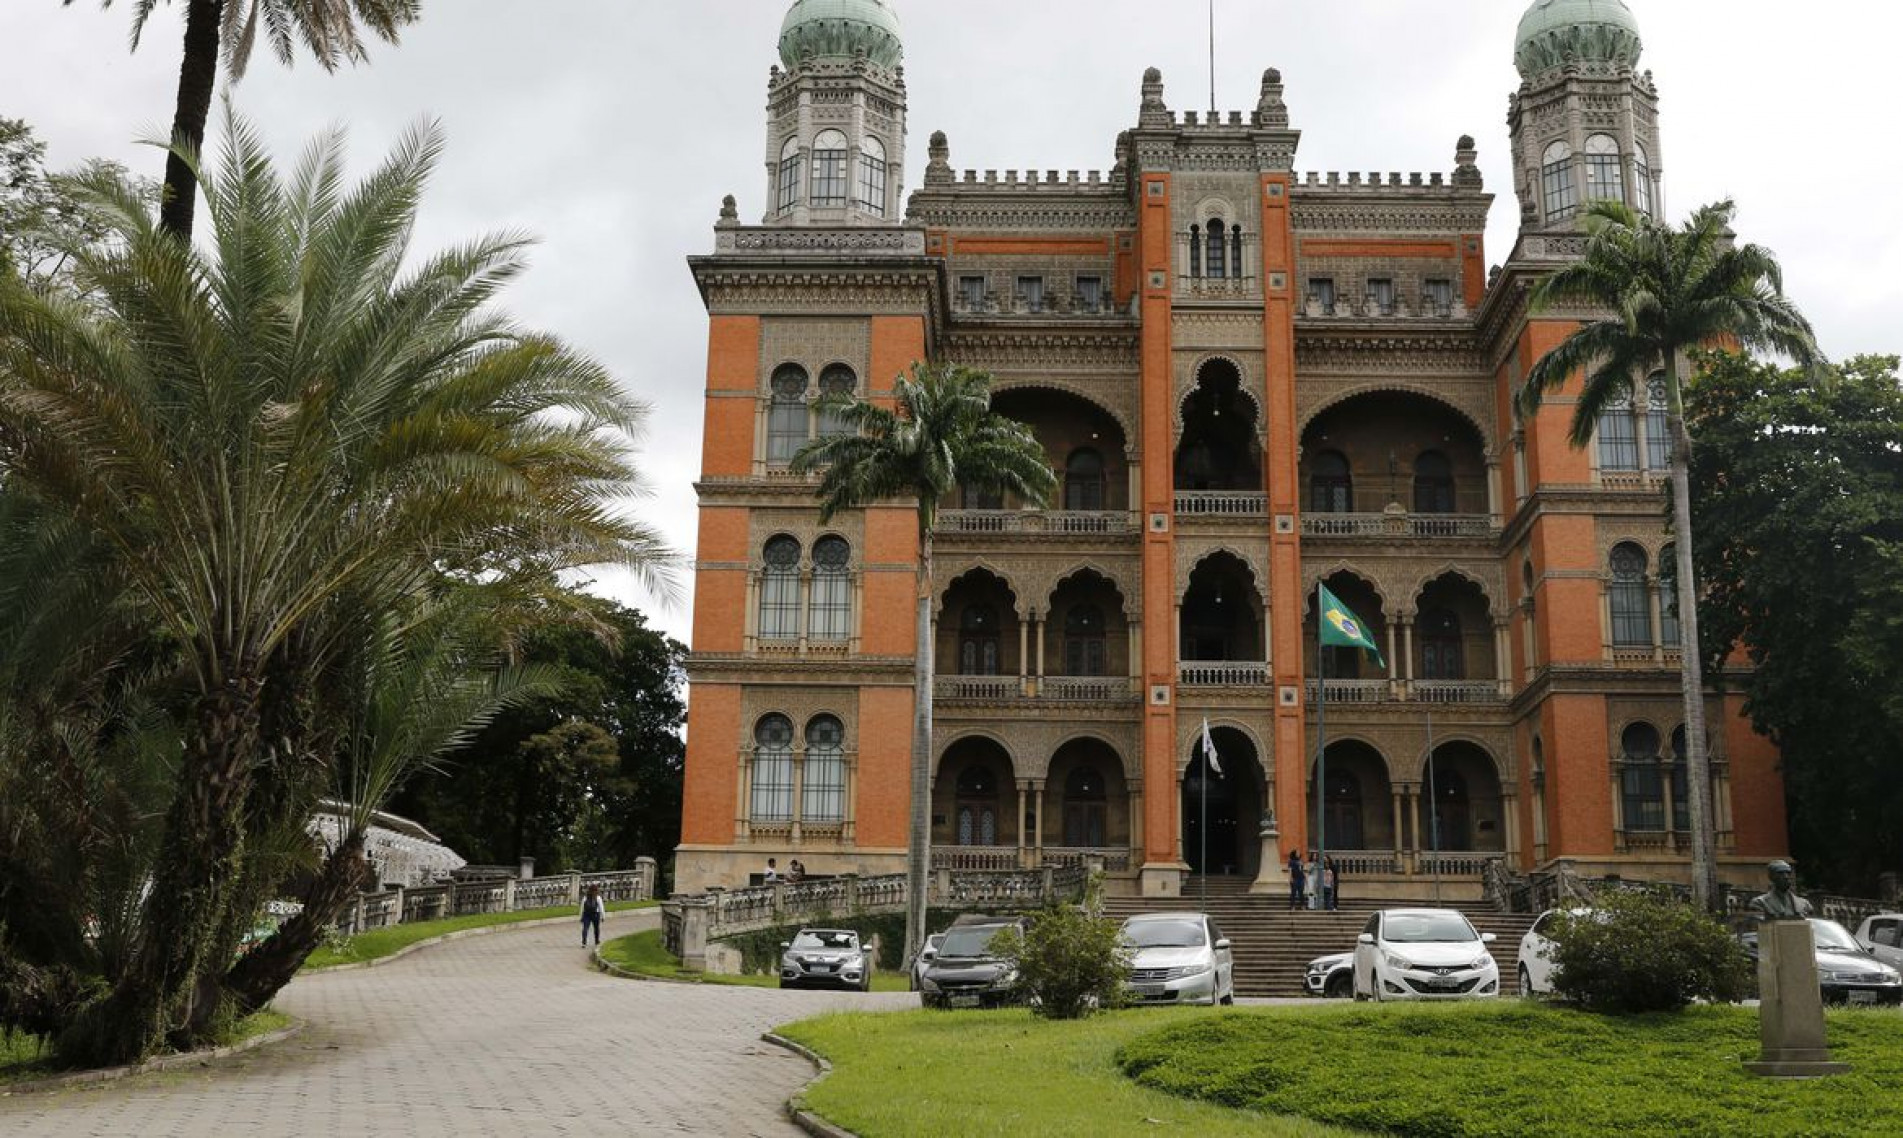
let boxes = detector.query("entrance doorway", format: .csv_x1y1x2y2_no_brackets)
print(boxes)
1180,726,1263,876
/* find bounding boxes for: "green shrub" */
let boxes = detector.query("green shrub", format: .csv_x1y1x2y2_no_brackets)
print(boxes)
993,883,1129,1019
1547,888,1751,1013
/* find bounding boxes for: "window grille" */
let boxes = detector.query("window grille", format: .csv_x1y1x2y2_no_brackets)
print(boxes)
1542,141,1577,221
1584,134,1625,205
758,536,801,640
808,536,852,640
1597,392,1639,472
855,136,888,216
816,364,856,440
810,130,848,206
776,138,802,213
1644,374,1671,472
767,365,809,464
1609,543,1652,646
802,716,846,822
751,714,795,822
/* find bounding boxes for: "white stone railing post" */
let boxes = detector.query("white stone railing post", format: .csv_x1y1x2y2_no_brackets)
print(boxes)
635,856,658,900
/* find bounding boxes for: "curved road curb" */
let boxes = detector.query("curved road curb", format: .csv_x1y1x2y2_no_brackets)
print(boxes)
0,1020,306,1098
311,904,654,974
762,1031,860,1138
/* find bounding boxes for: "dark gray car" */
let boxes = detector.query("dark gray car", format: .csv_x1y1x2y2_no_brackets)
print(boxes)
919,916,1025,1008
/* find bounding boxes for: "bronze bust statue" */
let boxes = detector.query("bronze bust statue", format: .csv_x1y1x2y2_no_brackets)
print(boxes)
1748,859,1814,921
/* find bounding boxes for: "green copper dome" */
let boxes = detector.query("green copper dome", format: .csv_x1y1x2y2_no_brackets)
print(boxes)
1514,0,1642,79
779,0,903,71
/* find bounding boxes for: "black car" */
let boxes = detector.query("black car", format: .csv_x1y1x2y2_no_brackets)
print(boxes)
919,915,1026,1009
779,928,870,991
1738,918,1903,1007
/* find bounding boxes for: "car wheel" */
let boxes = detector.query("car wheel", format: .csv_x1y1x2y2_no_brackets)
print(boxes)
1325,973,1352,1000
1518,965,1535,999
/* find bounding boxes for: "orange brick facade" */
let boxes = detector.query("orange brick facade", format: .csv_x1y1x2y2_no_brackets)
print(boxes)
674,2,1789,897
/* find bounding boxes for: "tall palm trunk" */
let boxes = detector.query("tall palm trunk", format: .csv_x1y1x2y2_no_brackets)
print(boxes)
219,832,366,1017
63,677,260,1066
905,531,934,964
1666,348,1718,910
159,0,225,239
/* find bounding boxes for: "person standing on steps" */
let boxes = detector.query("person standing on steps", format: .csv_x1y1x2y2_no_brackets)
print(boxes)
580,884,605,947
1322,856,1339,911
1287,849,1306,911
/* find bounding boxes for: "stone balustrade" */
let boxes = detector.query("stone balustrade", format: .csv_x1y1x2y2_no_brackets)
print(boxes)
1301,512,1495,539
336,859,658,936
1174,491,1267,517
936,509,1134,536
1178,661,1271,687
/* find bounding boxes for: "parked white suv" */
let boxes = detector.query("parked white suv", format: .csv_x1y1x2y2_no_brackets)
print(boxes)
1352,908,1500,1001
1119,911,1235,1006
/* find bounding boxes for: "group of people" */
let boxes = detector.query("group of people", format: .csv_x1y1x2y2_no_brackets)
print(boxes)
761,857,807,883
1286,850,1342,911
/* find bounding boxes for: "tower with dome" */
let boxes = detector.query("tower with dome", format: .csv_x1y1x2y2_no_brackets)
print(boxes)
674,1,1790,909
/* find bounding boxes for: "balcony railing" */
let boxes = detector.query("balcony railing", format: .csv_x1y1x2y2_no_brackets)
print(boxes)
1303,679,1509,705
1040,676,1140,701
937,509,1134,536
1174,491,1267,517
933,675,1140,703
935,675,1018,701
1302,513,1494,539
1177,661,1270,686
1305,679,1390,704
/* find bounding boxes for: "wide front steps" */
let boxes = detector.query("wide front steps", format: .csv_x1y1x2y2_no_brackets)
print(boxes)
1103,879,1538,998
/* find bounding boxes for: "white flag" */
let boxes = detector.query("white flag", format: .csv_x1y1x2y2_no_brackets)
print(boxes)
1200,717,1222,777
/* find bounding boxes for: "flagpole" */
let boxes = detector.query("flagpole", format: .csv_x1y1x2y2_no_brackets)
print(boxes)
1199,735,1208,915
1314,581,1326,912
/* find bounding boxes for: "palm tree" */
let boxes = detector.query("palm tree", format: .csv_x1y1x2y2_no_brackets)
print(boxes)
791,363,1054,961
1518,198,1820,910
73,0,421,237
0,109,670,1064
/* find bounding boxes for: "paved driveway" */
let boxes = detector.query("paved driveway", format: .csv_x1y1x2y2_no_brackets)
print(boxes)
0,909,913,1136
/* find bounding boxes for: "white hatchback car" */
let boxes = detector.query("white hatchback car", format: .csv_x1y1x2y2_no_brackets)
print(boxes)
1516,907,1596,997
1119,911,1235,1006
1352,908,1500,1001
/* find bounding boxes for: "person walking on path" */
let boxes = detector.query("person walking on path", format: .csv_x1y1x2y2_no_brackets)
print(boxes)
1287,849,1306,911
580,884,605,947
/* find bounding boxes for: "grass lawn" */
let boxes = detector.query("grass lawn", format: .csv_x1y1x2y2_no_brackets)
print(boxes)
776,1006,1359,1137
1117,1000,1903,1138
0,1009,292,1085
302,899,656,970
600,928,911,992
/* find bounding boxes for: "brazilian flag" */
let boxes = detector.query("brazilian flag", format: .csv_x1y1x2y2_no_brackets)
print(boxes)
1318,583,1385,667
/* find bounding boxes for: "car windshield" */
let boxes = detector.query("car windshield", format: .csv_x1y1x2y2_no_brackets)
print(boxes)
1122,919,1206,948
1811,919,1860,952
939,926,1005,957
1383,912,1478,943
791,930,857,951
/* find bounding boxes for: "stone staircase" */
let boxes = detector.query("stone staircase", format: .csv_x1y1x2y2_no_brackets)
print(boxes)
1103,877,1540,998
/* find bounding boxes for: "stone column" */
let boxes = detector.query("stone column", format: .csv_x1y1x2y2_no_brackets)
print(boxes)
1391,788,1407,868
1401,619,1415,681
1033,779,1047,863
635,856,658,901
1018,616,1031,693
1485,459,1502,523
1408,788,1424,875
1016,779,1030,867
1034,611,1047,679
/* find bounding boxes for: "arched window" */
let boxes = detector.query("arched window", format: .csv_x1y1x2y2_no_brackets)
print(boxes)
808,536,851,641
1597,390,1638,472
959,605,1001,676
1205,218,1227,278
1413,450,1455,513
758,536,802,640
1310,450,1352,513
767,364,809,463
855,135,888,216
955,764,999,846
1633,142,1654,217
1188,224,1202,278
1063,765,1107,847
1064,448,1105,511
1644,373,1671,472
1619,722,1664,832
1229,223,1244,279
1657,542,1680,648
802,715,846,823
1542,140,1577,221
1419,607,1464,680
1668,725,1690,832
776,137,802,213
1583,133,1624,205
816,363,856,439
1609,542,1652,647
1063,604,1106,677
750,714,795,822
810,129,848,206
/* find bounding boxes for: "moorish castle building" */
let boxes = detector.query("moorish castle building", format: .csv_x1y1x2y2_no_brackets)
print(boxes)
675,0,1789,898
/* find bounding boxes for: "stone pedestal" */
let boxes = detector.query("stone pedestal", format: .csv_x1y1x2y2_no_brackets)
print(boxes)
1745,919,1850,1078
1249,827,1288,895
1139,862,1184,899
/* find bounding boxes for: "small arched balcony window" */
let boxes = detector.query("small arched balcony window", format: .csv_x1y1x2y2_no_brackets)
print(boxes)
959,605,1001,676
1609,542,1652,647
1597,390,1638,473
808,536,852,641
1542,140,1578,221
1644,373,1671,472
1064,448,1105,512
1633,142,1654,217
816,363,857,440
758,536,802,640
1310,450,1353,513
1413,450,1455,513
767,364,810,464
1619,721,1664,832
1419,607,1464,680
1657,542,1680,648
1205,218,1227,278
750,714,795,822
1063,765,1107,846
855,135,888,216
802,715,846,823
1188,223,1203,277
1063,604,1106,677
776,137,803,214
955,764,999,846
1584,133,1624,205
810,129,849,207
1668,725,1690,832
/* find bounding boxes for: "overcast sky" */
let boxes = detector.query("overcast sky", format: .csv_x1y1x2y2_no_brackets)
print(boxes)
3,1,1897,647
